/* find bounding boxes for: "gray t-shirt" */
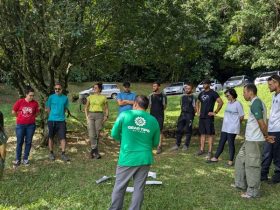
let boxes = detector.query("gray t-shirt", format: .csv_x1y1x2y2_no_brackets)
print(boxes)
268,93,280,132
222,100,244,134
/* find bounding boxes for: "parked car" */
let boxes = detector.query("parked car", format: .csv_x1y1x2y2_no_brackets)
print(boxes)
79,83,120,104
195,79,223,93
254,71,280,85
223,75,253,89
163,82,184,95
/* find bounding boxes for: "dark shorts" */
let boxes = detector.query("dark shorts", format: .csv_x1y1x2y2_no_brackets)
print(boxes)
153,115,164,131
199,118,215,135
48,121,66,140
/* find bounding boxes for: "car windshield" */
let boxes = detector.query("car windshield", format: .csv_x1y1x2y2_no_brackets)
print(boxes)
228,76,243,81
199,80,215,85
169,83,183,87
260,72,278,77
103,85,113,90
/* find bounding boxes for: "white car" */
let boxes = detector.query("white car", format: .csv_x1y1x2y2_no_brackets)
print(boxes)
196,79,223,93
163,82,184,95
79,84,120,104
254,71,280,85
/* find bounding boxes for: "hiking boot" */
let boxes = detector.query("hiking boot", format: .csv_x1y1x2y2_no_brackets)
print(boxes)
49,152,55,161
182,145,188,152
61,153,70,162
156,146,162,154
170,145,179,151
13,160,20,168
196,150,205,156
22,160,30,166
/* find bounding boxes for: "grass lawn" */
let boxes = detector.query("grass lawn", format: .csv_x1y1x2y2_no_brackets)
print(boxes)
0,82,280,210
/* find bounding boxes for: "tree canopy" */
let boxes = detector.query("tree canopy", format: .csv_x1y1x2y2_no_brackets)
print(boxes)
1,0,280,89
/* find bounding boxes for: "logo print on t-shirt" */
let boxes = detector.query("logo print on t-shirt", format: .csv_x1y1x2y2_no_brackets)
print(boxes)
201,95,209,102
135,117,146,127
22,107,33,118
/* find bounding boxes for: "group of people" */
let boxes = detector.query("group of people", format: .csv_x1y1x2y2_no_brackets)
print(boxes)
1,75,280,209
108,75,280,209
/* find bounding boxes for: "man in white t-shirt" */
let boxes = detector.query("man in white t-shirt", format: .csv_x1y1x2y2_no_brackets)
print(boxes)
261,75,280,184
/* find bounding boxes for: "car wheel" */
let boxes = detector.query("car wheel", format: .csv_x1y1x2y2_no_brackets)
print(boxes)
111,93,117,99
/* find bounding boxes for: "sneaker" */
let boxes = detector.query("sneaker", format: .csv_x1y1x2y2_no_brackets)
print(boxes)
230,183,246,191
13,160,21,168
61,153,70,162
182,145,188,152
22,160,30,166
196,150,205,156
170,145,179,151
261,176,268,182
90,148,96,159
206,152,212,160
156,146,162,154
49,153,55,161
94,153,101,159
271,176,280,184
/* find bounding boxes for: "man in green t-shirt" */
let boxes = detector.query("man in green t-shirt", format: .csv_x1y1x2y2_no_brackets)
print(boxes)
233,84,274,198
109,95,160,210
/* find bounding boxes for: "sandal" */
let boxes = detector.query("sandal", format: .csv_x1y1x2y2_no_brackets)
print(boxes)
241,193,253,199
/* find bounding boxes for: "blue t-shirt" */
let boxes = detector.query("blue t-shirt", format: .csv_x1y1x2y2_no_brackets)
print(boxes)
46,94,69,121
117,92,136,113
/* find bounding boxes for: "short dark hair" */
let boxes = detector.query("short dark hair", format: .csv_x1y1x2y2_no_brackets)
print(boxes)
123,81,131,88
224,88,238,99
135,95,149,110
25,86,34,95
153,81,161,86
268,75,280,84
202,79,211,84
244,83,257,95
185,83,194,88
94,82,103,91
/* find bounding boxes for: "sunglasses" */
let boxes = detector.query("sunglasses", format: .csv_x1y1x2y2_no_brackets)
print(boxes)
55,88,62,91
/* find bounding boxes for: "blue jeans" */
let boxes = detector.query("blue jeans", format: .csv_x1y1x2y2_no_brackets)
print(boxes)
15,124,36,161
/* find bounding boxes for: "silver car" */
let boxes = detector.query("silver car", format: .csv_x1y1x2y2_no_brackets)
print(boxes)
163,82,184,95
195,79,223,93
254,71,280,85
223,75,252,89
79,84,120,104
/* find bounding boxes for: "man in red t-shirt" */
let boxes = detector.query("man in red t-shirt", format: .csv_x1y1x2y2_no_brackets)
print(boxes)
12,87,39,167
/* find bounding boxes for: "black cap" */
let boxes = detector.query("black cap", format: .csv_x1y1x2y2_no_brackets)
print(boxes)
202,79,211,84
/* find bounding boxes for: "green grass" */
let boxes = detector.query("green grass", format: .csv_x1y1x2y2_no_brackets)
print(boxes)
1,83,280,210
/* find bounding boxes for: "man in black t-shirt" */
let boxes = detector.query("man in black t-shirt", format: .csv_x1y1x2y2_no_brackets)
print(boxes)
149,82,167,154
170,83,197,151
196,79,223,159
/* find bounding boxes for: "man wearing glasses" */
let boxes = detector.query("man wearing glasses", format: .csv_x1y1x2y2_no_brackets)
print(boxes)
46,83,70,161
